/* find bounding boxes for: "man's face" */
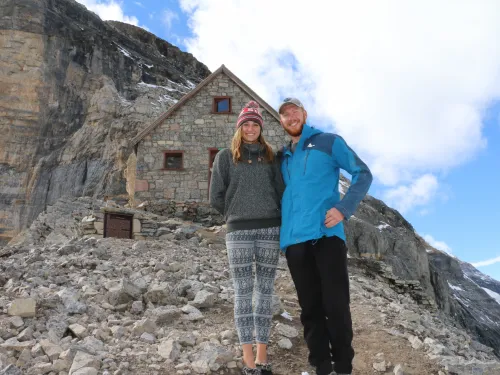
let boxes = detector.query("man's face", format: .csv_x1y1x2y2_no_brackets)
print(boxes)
280,104,307,137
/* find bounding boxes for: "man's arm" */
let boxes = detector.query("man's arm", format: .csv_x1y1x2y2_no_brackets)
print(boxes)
273,150,285,199
209,150,229,214
332,135,373,219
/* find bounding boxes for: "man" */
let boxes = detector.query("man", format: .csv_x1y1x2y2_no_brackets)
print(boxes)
277,98,373,375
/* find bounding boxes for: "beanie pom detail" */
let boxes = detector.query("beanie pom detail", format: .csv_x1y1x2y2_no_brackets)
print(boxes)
245,100,259,109
236,101,264,129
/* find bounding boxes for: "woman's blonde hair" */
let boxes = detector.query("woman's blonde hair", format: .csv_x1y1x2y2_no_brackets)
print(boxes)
230,127,275,164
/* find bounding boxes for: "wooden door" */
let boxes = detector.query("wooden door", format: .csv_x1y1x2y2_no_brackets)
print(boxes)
104,213,133,239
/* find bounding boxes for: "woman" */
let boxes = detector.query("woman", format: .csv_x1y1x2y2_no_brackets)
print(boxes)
210,101,284,375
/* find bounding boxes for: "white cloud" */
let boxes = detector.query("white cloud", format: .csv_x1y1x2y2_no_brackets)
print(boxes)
423,234,452,254
418,208,431,217
162,9,179,30
383,174,438,213
76,0,140,26
472,256,500,268
133,1,145,8
179,0,500,211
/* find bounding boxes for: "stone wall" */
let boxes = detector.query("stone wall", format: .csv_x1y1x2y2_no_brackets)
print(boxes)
135,73,288,202
7,196,222,247
79,201,223,241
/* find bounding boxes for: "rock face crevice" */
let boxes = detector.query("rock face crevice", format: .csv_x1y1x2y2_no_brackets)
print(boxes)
0,0,210,244
345,194,434,300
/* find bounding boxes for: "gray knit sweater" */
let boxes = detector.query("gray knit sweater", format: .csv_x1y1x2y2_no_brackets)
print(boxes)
209,144,284,233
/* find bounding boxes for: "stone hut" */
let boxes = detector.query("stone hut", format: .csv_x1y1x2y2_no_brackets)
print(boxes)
130,65,288,203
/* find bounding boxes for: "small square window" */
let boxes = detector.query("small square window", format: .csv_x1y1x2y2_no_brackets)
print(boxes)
213,97,232,114
216,98,229,112
163,151,183,170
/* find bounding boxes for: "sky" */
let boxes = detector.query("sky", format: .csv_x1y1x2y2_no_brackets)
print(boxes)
76,0,500,281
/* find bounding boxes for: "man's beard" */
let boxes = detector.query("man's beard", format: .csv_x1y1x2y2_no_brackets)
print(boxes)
284,122,304,137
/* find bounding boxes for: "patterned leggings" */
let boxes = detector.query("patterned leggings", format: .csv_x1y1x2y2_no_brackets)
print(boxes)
226,226,280,345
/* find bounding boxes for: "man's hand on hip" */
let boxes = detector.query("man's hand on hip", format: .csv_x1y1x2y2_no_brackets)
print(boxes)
325,207,344,228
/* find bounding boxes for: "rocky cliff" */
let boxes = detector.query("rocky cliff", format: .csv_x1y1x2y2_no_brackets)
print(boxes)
342,182,500,358
0,0,210,244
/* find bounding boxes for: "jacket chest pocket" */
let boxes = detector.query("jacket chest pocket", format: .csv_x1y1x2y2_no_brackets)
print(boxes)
304,150,334,178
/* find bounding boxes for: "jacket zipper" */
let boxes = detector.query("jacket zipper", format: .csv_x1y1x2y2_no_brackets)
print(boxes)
303,150,310,175
285,153,294,242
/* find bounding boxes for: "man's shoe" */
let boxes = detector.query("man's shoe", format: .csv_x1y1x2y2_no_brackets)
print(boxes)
241,367,261,375
316,360,333,375
256,362,273,375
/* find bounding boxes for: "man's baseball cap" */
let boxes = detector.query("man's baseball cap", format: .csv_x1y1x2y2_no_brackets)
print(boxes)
278,97,304,114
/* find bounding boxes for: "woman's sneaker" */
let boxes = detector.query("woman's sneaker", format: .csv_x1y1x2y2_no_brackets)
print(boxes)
241,367,261,375
256,362,273,375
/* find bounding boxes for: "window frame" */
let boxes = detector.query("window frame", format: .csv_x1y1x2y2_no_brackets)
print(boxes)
212,96,232,114
162,150,184,171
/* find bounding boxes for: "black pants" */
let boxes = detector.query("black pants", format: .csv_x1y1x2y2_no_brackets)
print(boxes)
286,236,354,375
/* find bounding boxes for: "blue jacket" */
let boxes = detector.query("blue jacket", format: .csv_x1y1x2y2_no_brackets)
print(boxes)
279,124,373,251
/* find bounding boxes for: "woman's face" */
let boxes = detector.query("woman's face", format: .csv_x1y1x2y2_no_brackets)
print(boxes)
240,121,261,143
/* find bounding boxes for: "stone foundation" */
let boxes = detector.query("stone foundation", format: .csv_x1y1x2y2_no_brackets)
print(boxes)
79,200,223,241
